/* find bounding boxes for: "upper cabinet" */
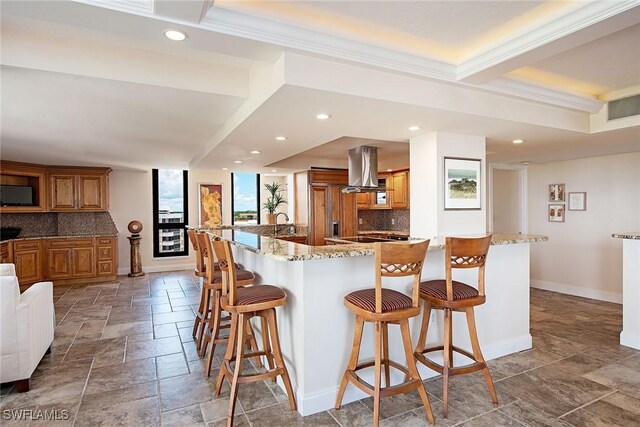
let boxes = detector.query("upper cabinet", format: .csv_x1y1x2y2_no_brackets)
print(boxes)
357,170,410,210
390,170,409,209
49,168,110,211
0,162,47,213
0,161,110,213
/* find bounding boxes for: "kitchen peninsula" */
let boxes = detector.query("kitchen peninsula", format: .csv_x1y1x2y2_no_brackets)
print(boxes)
613,232,640,349
202,226,548,416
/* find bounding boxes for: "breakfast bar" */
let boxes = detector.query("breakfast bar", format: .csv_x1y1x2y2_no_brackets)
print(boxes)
613,232,640,349
206,229,548,416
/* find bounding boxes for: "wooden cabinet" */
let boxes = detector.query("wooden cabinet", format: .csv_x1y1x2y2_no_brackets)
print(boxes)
96,237,117,276
14,240,44,284
356,192,371,209
294,170,357,246
0,241,12,263
0,162,47,213
46,238,95,279
390,171,409,209
49,168,109,212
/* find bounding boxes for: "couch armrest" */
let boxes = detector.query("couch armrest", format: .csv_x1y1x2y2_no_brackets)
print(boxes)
15,281,55,378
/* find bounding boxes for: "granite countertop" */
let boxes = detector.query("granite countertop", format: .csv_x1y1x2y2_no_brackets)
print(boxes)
358,230,410,237
1,233,118,243
207,229,548,262
612,232,640,240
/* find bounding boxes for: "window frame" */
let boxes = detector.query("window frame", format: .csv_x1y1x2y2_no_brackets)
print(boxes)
152,169,189,258
231,172,261,225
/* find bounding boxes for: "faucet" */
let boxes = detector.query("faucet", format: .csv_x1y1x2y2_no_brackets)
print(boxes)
274,212,290,235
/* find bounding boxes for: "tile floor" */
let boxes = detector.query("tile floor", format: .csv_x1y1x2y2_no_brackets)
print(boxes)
1,271,639,426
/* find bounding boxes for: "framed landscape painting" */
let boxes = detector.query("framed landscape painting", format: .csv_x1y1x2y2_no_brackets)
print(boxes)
444,157,481,210
198,183,223,227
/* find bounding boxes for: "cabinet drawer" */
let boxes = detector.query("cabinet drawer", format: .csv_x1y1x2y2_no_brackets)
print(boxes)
14,240,40,251
97,238,113,245
98,261,113,275
98,246,112,260
48,238,94,248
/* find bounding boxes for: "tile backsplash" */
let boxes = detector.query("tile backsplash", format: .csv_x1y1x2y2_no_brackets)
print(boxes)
1,212,119,237
358,209,410,232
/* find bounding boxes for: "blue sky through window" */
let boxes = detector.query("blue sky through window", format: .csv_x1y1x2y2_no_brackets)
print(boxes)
158,169,184,213
233,173,258,211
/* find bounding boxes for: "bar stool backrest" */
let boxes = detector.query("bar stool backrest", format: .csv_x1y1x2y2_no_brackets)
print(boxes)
196,231,220,289
187,229,205,276
445,235,492,299
374,240,430,313
211,239,239,306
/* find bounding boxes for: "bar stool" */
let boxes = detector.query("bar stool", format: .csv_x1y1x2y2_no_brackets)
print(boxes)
212,238,296,427
196,232,262,376
413,235,497,418
335,241,434,427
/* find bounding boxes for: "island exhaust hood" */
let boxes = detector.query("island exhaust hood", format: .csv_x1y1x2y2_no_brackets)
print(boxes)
342,146,386,193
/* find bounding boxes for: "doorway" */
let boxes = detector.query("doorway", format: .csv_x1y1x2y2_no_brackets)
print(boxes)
489,164,527,233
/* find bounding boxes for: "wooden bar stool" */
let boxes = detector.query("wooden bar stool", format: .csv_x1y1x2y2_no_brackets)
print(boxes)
188,229,208,341
212,238,296,427
335,240,434,427
414,235,498,418
196,232,262,377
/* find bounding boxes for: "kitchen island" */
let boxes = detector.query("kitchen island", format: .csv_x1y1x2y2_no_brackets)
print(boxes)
205,228,547,416
613,232,640,349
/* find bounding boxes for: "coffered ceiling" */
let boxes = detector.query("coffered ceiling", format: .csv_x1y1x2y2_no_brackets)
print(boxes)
1,0,638,172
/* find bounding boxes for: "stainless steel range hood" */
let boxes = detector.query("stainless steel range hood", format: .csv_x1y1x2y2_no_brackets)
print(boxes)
342,146,385,193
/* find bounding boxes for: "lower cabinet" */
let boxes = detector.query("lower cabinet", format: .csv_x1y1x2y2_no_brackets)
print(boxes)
13,236,117,285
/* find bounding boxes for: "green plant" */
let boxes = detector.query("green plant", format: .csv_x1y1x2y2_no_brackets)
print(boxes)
262,181,287,214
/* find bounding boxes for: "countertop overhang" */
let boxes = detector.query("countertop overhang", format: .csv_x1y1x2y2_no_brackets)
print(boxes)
613,232,640,240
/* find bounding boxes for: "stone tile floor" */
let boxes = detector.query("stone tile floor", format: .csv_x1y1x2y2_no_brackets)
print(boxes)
1,271,639,426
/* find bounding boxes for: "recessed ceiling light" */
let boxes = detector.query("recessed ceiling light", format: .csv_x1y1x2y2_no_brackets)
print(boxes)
512,139,524,144
222,167,229,171
250,150,261,154
521,161,532,165
315,113,331,120
275,136,287,141
163,29,188,41
387,169,393,172
408,125,421,131
271,169,278,172
234,160,242,164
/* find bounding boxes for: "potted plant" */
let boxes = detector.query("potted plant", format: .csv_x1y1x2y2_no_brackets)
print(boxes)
262,181,287,224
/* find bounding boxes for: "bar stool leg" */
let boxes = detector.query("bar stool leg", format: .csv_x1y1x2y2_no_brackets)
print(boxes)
205,290,223,376
382,323,391,388
399,319,435,425
442,308,452,419
414,302,432,361
335,315,365,409
226,313,246,427
192,282,206,339
260,316,275,378
465,307,498,405
197,288,212,354
245,319,264,369
266,308,297,411
373,321,383,426
216,313,238,396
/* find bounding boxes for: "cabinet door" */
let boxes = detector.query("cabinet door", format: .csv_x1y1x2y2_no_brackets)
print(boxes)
48,248,72,279
356,192,371,209
309,185,328,246
15,249,42,284
97,237,116,276
72,247,96,277
340,192,358,237
50,174,77,210
371,175,391,209
390,171,409,209
78,175,107,211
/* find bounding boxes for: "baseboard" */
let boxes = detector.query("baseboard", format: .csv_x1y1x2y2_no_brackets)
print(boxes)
117,263,193,276
297,334,532,416
531,279,622,304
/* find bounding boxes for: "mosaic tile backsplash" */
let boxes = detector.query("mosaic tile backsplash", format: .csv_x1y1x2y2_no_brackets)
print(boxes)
1,212,118,238
358,209,410,232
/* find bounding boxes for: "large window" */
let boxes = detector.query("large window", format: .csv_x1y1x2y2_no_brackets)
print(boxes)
232,173,260,225
152,169,189,257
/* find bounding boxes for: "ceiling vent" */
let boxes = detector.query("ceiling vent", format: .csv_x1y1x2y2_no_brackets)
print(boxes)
607,94,640,121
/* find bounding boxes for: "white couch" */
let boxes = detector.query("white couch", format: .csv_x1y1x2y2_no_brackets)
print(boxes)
0,263,55,392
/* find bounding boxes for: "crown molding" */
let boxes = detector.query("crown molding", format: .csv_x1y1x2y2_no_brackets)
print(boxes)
481,78,604,113
457,0,640,82
76,0,153,15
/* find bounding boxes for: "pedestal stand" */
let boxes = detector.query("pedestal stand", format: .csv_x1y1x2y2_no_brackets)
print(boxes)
128,235,145,277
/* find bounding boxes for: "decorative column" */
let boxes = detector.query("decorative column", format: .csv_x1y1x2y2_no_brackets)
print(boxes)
127,220,145,277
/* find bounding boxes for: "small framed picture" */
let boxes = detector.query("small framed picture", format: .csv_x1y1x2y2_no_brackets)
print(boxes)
549,184,565,202
444,157,481,210
548,204,565,222
568,192,587,211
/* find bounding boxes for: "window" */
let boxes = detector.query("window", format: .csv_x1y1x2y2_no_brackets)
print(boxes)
152,169,189,257
232,173,260,225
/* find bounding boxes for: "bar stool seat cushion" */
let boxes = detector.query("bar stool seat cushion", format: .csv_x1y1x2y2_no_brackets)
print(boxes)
235,285,286,306
419,280,479,301
212,269,254,284
345,288,412,313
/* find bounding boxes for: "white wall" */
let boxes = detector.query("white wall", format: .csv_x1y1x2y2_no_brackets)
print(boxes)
493,169,521,233
528,152,640,302
110,168,232,275
259,175,289,223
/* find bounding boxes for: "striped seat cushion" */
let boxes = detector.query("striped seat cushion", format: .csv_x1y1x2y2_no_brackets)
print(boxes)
212,268,255,284
235,285,286,306
419,280,479,301
345,288,412,313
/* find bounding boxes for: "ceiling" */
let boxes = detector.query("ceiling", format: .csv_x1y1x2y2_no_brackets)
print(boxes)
1,0,639,172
